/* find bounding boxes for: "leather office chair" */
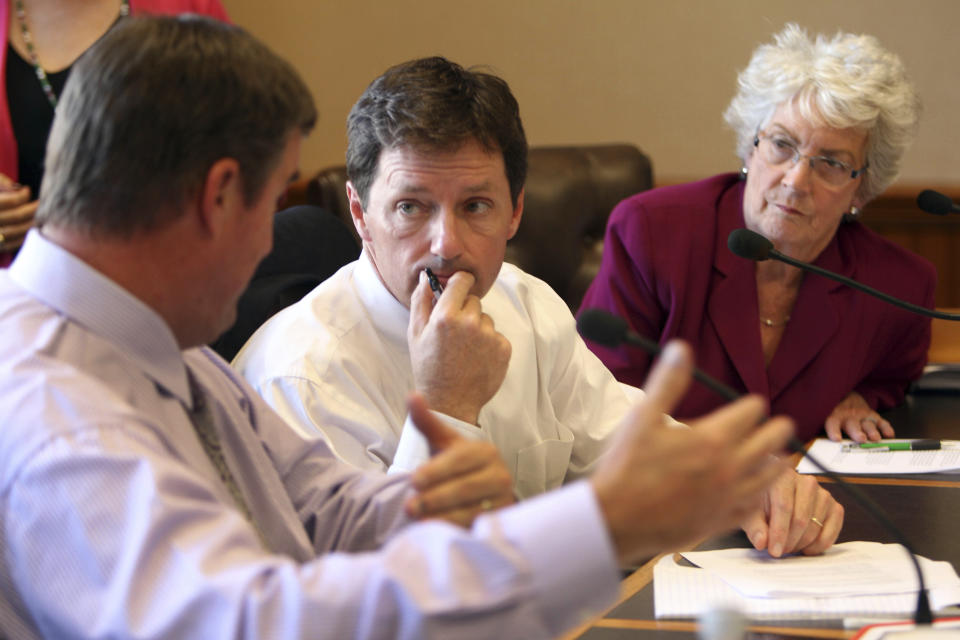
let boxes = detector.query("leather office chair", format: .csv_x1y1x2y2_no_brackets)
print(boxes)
306,144,653,309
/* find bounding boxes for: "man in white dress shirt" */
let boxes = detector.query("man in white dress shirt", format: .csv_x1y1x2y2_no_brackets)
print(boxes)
235,56,844,553
0,16,805,639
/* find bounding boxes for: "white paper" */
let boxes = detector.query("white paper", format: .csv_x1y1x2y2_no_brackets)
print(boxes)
654,542,960,620
796,439,960,475
681,542,959,598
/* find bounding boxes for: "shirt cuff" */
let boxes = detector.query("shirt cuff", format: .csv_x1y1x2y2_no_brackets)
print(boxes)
388,410,487,474
481,480,620,635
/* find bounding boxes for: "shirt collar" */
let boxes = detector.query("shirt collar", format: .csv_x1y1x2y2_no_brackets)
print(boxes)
354,249,410,345
9,229,191,404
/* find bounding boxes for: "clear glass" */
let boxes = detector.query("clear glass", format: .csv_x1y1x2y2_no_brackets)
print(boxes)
753,134,867,186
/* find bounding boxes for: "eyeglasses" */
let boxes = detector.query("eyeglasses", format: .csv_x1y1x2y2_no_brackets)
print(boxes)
753,134,868,187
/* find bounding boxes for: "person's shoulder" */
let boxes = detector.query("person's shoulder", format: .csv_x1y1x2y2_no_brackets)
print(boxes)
603,175,738,259
232,261,366,380
838,222,937,291
840,222,935,273
492,263,577,338
614,173,740,214
0,316,161,493
608,174,739,234
495,263,569,310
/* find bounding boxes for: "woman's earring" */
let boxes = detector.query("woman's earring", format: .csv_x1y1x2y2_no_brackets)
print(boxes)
739,166,748,179
843,205,862,223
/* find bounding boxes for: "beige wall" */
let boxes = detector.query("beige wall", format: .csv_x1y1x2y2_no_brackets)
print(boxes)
224,0,960,188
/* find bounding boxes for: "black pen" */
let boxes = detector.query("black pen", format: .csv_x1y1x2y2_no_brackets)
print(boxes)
424,267,443,301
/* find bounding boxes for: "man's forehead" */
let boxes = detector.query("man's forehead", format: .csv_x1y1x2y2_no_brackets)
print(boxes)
375,142,507,187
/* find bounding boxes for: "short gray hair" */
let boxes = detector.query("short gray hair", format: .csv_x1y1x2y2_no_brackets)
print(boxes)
723,24,920,204
38,15,316,236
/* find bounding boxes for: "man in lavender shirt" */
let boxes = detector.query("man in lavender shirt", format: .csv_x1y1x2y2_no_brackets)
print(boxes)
0,15,794,640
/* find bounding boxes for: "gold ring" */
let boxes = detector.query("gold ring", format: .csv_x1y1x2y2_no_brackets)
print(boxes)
0,231,5,246
810,516,824,528
862,416,879,425
480,499,493,512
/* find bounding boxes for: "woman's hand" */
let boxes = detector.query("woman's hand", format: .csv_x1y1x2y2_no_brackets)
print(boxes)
824,391,894,442
0,175,37,253
740,467,843,557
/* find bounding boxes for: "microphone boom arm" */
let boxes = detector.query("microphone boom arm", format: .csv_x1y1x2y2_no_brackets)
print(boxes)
770,249,960,321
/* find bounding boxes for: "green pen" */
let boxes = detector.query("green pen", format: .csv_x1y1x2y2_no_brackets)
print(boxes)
843,439,942,452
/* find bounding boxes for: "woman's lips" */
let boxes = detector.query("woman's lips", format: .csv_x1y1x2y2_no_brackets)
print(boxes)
775,203,804,216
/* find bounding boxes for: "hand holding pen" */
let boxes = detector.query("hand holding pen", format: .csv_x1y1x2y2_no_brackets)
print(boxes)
407,268,511,426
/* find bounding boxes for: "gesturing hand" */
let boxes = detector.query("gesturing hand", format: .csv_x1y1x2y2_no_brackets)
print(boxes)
591,341,794,565
405,393,515,527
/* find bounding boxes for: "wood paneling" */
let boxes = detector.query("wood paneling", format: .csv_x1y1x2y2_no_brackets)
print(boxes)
861,184,960,307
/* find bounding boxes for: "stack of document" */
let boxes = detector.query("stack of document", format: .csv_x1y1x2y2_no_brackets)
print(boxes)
796,439,960,475
654,541,960,620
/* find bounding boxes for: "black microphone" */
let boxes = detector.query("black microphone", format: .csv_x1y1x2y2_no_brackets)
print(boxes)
727,228,960,321
917,189,960,215
577,307,934,625
577,310,741,401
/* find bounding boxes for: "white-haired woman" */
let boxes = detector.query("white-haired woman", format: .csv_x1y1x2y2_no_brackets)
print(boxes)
580,24,935,442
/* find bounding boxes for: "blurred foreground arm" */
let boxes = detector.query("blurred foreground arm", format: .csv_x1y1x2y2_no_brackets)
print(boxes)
588,341,794,565
405,403,515,526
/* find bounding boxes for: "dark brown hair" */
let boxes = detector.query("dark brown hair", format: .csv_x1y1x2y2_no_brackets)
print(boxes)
346,56,527,208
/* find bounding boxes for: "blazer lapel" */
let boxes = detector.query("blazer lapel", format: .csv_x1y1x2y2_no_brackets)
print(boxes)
708,184,770,396
766,237,844,399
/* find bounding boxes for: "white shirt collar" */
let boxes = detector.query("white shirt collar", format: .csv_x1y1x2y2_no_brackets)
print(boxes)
354,249,410,346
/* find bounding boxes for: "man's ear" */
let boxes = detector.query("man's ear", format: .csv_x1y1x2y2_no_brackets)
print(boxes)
506,187,525,240
198,158,242,235
346,181,372,243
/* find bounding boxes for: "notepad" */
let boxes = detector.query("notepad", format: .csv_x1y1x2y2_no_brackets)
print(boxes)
654,542,960,620
796,439,960,475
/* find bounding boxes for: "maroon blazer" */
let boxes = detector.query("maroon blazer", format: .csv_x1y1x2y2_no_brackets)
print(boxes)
579,173,936,440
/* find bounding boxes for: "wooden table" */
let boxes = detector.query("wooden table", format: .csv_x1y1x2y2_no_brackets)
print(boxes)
562,391,960,640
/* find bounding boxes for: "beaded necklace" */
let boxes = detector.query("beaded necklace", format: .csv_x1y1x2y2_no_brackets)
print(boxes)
13,0,130,108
